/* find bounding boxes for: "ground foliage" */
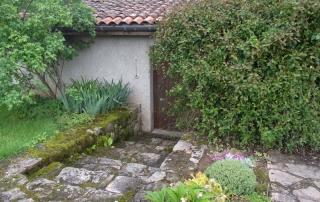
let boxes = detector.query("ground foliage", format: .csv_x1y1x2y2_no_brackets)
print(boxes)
0,0,96,108
151,0,320,152
205,160,257,196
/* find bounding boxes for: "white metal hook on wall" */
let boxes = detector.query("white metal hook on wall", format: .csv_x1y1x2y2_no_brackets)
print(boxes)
134,57,139,79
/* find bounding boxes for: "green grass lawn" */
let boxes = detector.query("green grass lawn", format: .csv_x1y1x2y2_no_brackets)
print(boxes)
0,104,59,160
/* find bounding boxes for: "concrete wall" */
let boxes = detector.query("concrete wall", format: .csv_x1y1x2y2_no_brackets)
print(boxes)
62,36,154,131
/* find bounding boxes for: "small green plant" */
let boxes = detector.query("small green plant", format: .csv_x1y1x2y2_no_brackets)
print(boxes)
90,144,96,150
24,130,60,148
104,137,114,148
205,160,257,196
241,192,271,202
57,112,94,130
144,172,227,202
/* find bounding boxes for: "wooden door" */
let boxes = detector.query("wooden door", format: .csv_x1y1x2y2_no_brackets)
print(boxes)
153,68,178,130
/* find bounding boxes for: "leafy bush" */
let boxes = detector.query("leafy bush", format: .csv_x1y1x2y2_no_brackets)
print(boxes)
151,0,320,152
11,96,63,119
61,78,133,116
204,160,257,195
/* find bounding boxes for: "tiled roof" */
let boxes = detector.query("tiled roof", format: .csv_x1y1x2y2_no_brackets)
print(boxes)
84,0,182,25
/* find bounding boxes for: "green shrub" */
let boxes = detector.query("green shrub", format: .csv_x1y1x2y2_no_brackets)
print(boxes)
151,0,320,152
11,96,63,119
204,160,257,195
61,77,133,116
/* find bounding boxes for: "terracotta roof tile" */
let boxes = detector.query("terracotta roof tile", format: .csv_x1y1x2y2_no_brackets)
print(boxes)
133,16,144,24
84,0,182,25
143,16,155,24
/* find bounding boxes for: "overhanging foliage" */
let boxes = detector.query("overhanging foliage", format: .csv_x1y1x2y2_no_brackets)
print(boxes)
151,0,320,152
0,0,96,108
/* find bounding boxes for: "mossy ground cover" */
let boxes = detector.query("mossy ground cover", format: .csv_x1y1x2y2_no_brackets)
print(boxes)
0,105,59,160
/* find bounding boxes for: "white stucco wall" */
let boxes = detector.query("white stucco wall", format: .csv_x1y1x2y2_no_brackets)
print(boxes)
62,35,154,131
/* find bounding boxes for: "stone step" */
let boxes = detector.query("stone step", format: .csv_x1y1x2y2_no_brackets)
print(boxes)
0,134,207,202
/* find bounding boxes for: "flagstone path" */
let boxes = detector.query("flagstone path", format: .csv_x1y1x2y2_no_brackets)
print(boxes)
0,135,205,202
268,151,320,202
1,134,320,201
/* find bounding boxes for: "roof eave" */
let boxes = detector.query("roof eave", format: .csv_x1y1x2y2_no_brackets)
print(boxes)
54,24,156,36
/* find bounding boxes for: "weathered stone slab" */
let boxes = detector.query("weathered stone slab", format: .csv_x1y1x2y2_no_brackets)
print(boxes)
173,140,191,151
98,157,122,166
138,153,162,167
293,186,320,201
161,140,176,147
55,167,110,185
121,163,147,176
314,180,320,189
1,188,26,201
267,162,288,171
155,146,165,151
191,147,205,159
50,185,86,200
189,158,200,164
145,171,166,183
271,184,290,194
268,151,299,164
76,156,98,165
150,138,162,145
269,169,302,186
16,199,34,202
0,174,28,191
26,178,57,198
271,193,297,202
82,187,121,201
285,163,320,179
7,158,41,175
148,167,161,174
98,175,114,190
105,176,142,194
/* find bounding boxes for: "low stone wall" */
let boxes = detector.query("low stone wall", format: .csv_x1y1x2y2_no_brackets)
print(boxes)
2,105,141,176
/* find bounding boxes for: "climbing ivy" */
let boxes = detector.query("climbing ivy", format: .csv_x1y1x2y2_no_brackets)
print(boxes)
151,0,320,152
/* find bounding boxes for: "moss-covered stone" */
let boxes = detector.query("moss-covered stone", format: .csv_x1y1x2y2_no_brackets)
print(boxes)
254,167,269,193
254,168,269,183
181,134,193,141
119,190,136,202
29,162,64,180
19,108,136,176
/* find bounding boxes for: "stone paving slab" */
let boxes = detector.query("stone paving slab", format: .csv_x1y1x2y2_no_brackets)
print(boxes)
268,151,320,202
0,134,208,201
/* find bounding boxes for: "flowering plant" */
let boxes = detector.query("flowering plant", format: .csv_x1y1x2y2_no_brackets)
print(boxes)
210,150,255,168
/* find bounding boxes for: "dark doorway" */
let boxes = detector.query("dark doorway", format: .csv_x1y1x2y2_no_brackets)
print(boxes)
153,68,178,130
